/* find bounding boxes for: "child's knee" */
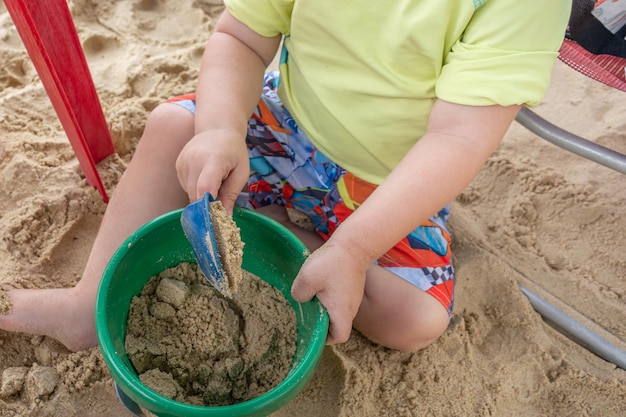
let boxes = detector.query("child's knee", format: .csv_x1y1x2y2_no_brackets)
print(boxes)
359,266,452,350
132,103,196,158
356,267,452,351
387,302,449,352
405,309,449,351
145,103,192,131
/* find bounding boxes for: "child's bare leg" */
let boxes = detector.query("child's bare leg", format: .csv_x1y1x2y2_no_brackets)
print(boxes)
0,104,193,351
354,267,450,351
256,204,449,351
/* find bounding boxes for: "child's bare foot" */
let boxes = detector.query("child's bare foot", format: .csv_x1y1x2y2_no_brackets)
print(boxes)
0,287,98,352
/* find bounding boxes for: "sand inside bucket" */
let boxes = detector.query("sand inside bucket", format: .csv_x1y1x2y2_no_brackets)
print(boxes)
125,262,297,406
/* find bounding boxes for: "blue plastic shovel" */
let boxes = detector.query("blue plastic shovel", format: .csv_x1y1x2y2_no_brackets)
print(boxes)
180,193,229,296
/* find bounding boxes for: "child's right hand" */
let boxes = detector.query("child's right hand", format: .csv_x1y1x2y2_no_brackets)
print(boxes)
175,127,249,213
174,9,280,212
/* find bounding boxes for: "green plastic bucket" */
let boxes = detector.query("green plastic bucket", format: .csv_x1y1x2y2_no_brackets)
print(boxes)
95,208,329,417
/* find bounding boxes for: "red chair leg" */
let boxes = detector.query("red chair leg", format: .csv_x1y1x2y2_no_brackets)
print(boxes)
5,0,116,202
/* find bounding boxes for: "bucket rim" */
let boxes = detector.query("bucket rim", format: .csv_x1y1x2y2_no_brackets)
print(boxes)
95,208,329,416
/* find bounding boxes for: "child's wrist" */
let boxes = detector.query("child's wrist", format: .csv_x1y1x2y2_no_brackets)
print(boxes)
327,230,378,272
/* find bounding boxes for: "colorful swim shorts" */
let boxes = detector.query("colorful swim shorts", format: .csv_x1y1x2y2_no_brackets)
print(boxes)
167,72,455,314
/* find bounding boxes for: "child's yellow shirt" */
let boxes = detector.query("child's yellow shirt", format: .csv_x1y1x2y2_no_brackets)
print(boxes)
224,0,571,184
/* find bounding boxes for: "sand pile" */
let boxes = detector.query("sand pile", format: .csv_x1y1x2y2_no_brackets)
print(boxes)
125,263,296,406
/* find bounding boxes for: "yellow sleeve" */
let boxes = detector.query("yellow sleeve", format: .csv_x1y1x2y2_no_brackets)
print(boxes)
224,0,294,37
436,0,572,107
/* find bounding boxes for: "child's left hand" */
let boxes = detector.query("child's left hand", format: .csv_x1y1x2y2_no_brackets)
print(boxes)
291,239,370,345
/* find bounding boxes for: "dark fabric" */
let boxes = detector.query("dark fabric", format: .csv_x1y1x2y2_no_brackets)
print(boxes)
568,0,626,58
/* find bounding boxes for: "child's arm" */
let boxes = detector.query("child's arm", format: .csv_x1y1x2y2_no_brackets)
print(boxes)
176,10,281,210
291,99,521,345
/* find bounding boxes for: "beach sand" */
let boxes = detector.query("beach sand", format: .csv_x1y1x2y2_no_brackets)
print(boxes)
0,1,625,416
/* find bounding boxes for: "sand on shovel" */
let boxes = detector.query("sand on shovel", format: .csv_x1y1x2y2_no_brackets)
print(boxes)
208,200,245,297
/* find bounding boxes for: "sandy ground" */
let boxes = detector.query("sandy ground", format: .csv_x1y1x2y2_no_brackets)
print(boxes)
0,1,625,416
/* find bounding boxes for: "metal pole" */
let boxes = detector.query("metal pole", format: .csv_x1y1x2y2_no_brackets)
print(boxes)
516,107,626,175
519,284,626,370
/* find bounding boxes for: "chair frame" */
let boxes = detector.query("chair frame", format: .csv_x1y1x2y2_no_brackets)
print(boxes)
514,37,626,370
515,107,626,175
515,39,626,176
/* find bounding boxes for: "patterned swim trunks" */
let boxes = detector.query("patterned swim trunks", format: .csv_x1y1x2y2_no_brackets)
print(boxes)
167,72,455,314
